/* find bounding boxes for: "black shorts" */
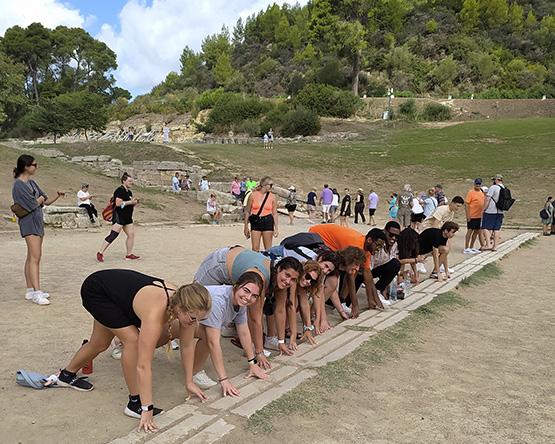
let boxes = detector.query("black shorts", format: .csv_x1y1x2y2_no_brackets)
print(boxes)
249,214,274,232
81,275,137,329
368,208,376,216
285,204,297,213
112,211,133,226
467,218,482,230
340,209,351,217
411,212,425,223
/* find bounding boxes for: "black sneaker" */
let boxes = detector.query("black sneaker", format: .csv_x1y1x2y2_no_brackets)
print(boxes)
124,400,164,419
57,370,94,392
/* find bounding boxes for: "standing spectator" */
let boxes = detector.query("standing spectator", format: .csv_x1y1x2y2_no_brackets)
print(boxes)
422,188,438,218
199,176,210,191
330,188,340,223
354,188,366,224
162,124,170,143
207,193,222,224
367,189,379,226
285,186,297,225
230,176,241,200
263,133,269,149
268,128,274,149
77,183,98,223
12,154,65,305
397,184,414,228
97,172,140,262
307,187,317,223
388,193,398,220
243,176,278,251
410,194,425,231
541,196,553,236
339,188,352,227
319,184,333,223
246,177,257,191
180,173,192,191
435,184,446,206
482,174,508,251
421,196,465,230
127,126,134,141
239,176,248,200
172,172,181,193
464,178,486,253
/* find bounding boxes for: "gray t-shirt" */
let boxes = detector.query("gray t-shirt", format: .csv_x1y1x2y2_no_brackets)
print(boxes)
12,179,47,237
200,286,247,329
485,184,504,214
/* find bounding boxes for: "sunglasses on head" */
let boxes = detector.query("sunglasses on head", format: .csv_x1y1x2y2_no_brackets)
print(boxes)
304,273,318,286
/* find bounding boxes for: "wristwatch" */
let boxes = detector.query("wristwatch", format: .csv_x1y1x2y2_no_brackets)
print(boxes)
141,404,154,412
303,325,315,332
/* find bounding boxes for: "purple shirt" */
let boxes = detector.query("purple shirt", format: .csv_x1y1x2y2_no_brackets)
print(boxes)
368,192,379,209
321,188,333,205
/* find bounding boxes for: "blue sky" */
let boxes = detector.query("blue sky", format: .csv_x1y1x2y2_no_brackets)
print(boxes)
0,0,308,97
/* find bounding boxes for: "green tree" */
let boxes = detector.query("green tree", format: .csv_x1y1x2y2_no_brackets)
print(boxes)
459,0,480,31
213,53,235,86
479,0,509,29
0,52,27,129
56,91,108,139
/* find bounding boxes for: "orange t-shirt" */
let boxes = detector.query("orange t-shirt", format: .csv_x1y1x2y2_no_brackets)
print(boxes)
250,191,274,217
309,224,370,269
465,189,486,219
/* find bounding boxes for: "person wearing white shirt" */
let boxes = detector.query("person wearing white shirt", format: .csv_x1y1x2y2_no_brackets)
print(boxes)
77,183,97,223
171,172,181,193
199,176,210,191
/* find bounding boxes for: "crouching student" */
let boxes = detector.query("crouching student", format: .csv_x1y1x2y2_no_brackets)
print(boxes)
192,272,268,397
54,270,211,433
418,221,459,282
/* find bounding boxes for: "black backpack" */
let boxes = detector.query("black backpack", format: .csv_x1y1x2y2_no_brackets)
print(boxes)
495,186,515,211
280,232,329,260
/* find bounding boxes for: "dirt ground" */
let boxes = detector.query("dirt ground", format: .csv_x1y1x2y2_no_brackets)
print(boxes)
0,211,510,444
224,237,555,444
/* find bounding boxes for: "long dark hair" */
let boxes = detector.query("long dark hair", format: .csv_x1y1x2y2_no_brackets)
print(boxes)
13,154,35,178
398,227,419,260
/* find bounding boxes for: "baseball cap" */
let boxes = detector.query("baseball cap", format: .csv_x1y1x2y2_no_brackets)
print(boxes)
474,178,482,185
481,186,489,193
492,174,503,180
288,186,296,191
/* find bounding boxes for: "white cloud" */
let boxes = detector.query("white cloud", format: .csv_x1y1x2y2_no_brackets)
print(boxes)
97,0,309,96
0,0,85,35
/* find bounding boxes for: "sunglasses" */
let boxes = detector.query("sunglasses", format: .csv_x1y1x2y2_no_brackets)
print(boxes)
387,232,399,239
30,163,38,167
266,183,274,188
304,273,318,286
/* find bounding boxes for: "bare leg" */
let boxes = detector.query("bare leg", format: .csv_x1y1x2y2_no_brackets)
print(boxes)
261,231,273,250
65,320,114,372
24,235,43,290
492,230,500,251
122,224,135,255
465,229,472,249
469,230,479,249
192,326,210,374
112,326,140,395
250,230,262,251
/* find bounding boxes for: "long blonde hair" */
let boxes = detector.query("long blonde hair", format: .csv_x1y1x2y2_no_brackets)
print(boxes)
166,283,211,356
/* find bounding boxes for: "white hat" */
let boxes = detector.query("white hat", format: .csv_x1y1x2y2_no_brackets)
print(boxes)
288,186,296,191
481,186,489,193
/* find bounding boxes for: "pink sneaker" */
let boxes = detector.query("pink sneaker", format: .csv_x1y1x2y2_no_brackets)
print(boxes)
96,252,104,262
125,254,140,260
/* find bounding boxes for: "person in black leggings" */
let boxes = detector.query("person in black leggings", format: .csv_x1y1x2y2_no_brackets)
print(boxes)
55,269,211,433
354,188,366,224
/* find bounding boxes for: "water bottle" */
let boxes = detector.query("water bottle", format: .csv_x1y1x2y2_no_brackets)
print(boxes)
81,339,93,374
403,271,412,298
389,280,398,302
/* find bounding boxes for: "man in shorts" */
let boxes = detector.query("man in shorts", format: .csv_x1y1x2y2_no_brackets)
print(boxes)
319,184,333,223
482,174,506,251
464,178,485,254
421,196,464,230
367,189,379,226
306,188,317,223
419,221,459,282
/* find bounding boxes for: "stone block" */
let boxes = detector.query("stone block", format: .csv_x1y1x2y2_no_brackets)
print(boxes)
296,330,363,366
340,308,381,327
405,294,436,310
316,331,376,365
357,309,398,329
389,292,429,310
186,419,235,444
196,190,236,205
98,155,111,162
373,310,410,330
71,156,84,162
111,158,123,166
82,155,99,162
148,413,216,444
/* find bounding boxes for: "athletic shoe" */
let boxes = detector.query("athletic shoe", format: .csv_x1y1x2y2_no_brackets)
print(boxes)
124,400,163,419
439,265,455,274
378,292,391,306
340,303,352,316
125,254,140,260
262,348,271,357
463,248,473,254
111,343,123,360
192,370,217,388
221,324,237,338
96,252,104,262
429,272,438,280
416,263,427,274
30,291,50,305
170,339,180,350
57,371,93,391
264,336,280,351
470,248,481,254
25,289,34,300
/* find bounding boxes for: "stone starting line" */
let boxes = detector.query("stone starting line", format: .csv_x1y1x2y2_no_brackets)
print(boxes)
111,231,538,444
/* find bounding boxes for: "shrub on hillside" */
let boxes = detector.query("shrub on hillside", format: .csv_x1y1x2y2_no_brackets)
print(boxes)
421,103,452,121
234,118,261,137
398,99,417,120
206,93,271,131
281,107,320,137
293,83,361,118
195,88,225,110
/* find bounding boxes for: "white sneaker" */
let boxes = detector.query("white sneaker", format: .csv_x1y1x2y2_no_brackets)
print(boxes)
439,265,455,274
463,248,473,254
26,290,50,300
378,292,391,306
30,291,50,305
264,336,280,351
340,303,352,316
192,370,217,388
416,263,427,273
171,339,180,350
111,343,123,360
262,348,271,357
221,324,236,338
470,248,481,254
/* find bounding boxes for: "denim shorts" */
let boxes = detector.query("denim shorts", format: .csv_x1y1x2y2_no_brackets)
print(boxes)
482,213,504,231
193,247,232,285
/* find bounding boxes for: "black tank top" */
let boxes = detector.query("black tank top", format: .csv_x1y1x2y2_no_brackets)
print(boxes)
87,269,171,327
